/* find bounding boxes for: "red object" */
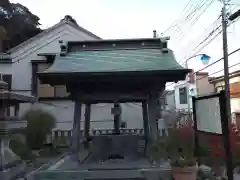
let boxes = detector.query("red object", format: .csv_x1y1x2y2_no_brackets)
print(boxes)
209,123,240,157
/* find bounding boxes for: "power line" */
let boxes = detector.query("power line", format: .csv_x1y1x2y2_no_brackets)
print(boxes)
196,61,240,82
177,5,237,64
163,0,213,39
162,0,193,34
177,21,222,65
176,10,239,69
166,46,240,88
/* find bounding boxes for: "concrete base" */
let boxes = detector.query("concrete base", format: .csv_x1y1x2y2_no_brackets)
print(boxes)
140,168,172,180
32,154,172,180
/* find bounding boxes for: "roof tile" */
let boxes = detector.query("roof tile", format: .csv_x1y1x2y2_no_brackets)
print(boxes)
44,48,184,73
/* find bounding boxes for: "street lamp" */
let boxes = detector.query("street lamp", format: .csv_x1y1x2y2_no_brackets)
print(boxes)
184,54,211,117
185,54,211,67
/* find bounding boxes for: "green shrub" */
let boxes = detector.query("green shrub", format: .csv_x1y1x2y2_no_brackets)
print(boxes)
9,139,33,160
23,109,56,150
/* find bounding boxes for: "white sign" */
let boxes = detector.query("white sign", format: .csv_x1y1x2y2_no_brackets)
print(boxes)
195,96,222,134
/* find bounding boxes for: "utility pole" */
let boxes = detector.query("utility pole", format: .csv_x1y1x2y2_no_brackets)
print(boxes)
221,1,233,179
222,1,231,123
222,2,240,122
221,1,240,180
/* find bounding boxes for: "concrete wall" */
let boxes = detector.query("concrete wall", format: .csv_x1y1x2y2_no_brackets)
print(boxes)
196,73,214,96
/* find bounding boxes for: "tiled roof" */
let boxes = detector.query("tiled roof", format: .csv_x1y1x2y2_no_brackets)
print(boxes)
43,49,185,74
7,15,101,53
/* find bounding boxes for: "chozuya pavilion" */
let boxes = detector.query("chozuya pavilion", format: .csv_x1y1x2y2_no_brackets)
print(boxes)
36,38,190,179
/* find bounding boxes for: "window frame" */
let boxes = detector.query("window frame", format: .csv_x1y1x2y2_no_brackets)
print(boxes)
179,87,188,104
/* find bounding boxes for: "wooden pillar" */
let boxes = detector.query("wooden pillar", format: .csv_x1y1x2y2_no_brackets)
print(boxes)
147,92,159,142
142,101,149,152
14,103,20,116
113,103,121,134
84,104,91,148
0,40,2,53
72,101,82,158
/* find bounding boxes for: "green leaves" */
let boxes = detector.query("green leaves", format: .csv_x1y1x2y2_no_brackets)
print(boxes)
23,109,56,149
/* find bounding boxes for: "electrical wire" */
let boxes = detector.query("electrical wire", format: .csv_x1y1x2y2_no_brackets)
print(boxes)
176,4,237,65
174,13,222,63
176,0,214,40
162,0,196,35
162,0,193,34
186,7,239,56
177,21,222,65
166,46,240,88
196,61,240,82
177,9,240,69
163,0,213,39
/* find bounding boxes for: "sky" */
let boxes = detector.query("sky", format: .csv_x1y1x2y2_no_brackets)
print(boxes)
9,0,240,89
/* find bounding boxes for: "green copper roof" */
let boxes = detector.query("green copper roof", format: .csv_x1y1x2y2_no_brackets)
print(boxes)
44,48,184,74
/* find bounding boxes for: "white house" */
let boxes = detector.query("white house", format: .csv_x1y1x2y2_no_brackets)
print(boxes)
5,15,144,131
172,72,214,111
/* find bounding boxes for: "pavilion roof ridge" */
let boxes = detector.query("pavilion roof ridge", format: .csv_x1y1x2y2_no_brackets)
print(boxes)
59,37,170,54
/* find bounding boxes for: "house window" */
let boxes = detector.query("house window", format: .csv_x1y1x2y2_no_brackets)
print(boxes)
179,87,188,104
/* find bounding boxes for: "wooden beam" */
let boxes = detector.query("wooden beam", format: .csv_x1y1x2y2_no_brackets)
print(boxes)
84,104,91,149
84,104,91,138
71,92,148,103
113,103,121,134
147,91,160,142
142,101,149,150
72,101,82,159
